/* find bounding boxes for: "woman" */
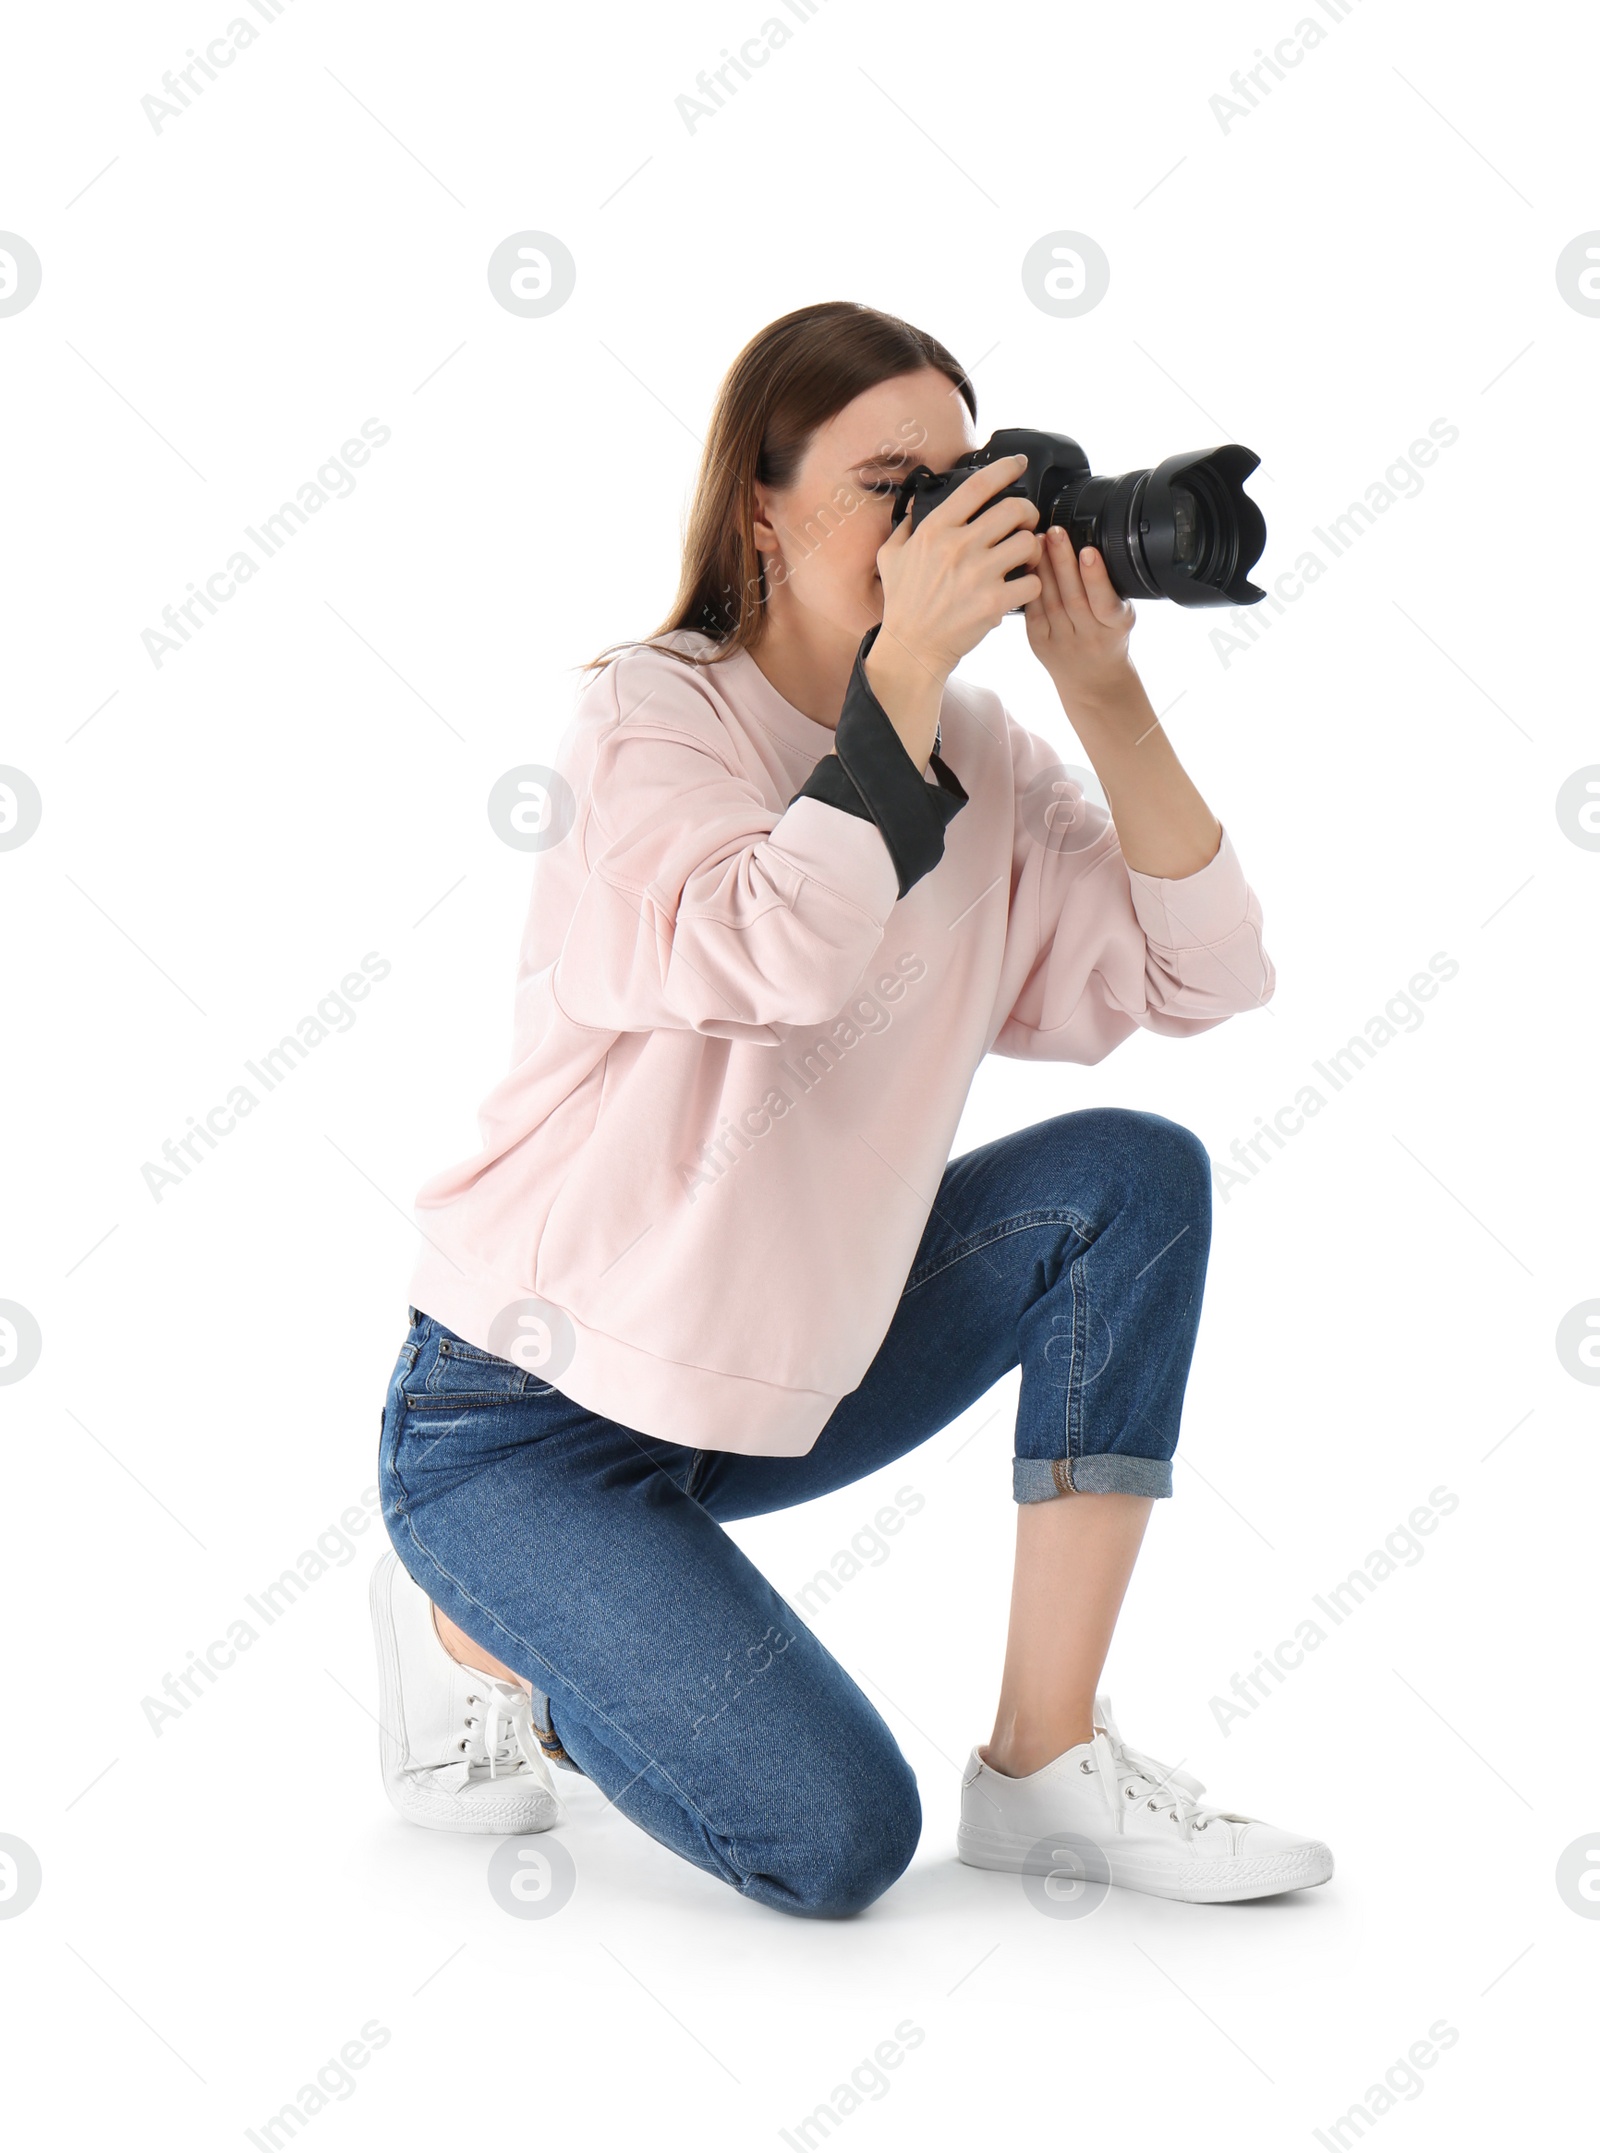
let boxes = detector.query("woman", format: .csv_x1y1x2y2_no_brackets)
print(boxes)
368,300,1332,1918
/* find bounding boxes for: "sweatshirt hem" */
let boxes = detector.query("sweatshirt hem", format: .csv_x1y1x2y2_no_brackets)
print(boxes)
405,1247,839,1459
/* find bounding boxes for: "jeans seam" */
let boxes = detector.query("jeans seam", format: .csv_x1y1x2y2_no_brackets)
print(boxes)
683,1449,713,1503
902,1206,1100,1295
1067,1235,1091,1466
380,1384,412,1510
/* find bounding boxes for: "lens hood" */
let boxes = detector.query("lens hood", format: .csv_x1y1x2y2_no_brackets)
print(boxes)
1141,445,1266,606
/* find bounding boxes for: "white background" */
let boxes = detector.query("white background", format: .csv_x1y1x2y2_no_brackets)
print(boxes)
2,0,1595,2145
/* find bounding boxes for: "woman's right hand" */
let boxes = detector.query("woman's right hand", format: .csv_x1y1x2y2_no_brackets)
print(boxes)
872,452,1044,683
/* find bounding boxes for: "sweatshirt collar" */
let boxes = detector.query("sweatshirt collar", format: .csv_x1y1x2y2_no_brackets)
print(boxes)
727,639,944,765
710,643,842,758
664,630,946,763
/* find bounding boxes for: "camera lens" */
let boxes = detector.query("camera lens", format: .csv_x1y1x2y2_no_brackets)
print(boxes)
1170,486,1198,566
1047,451,1263,606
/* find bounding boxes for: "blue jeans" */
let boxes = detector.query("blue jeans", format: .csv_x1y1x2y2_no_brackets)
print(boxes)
377,1107,1212,1918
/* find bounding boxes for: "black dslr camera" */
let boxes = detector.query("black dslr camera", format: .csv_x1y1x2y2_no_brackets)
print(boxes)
890,426,1267,609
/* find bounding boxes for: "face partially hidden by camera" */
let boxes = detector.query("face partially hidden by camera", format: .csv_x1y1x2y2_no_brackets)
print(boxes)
750,366,976,674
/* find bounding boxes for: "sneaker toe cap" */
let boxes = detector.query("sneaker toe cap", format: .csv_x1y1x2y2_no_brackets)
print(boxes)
1234,1819,1334,1873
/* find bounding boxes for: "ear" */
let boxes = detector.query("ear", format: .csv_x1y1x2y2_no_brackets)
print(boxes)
750,481,782,559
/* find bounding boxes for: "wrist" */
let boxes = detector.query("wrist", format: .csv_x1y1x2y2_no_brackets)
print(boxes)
1053,665,1148,734
865,624,948,699
863,633,946,767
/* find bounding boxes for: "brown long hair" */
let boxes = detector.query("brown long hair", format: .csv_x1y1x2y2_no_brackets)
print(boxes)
582,300,975,674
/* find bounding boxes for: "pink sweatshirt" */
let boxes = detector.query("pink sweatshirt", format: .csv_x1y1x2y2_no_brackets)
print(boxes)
407,629,1275,1456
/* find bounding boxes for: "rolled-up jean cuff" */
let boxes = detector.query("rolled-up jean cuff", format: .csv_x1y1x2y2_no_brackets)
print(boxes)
527,1681,587,1776
1014,1455,1174,1503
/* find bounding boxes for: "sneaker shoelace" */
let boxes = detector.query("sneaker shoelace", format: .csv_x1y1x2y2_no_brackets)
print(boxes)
1088,1695,1247,1845
443,1676,551,1792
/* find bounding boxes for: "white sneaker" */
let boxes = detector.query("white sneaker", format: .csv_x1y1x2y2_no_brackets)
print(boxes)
369,1551,562,1835
957,1692,1332,1903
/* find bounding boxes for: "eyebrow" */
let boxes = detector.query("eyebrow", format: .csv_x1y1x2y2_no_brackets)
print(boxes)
851,450,920,473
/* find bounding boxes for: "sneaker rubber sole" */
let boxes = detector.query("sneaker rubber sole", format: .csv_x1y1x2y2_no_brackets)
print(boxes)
956,1821,1334,1903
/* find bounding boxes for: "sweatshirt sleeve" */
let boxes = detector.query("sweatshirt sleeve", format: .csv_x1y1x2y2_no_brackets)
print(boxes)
787,624,969,896
551,653,904,1040
991,710,1275,1064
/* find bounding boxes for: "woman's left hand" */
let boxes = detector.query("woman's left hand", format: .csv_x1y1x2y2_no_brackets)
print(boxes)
1023,526,1140,712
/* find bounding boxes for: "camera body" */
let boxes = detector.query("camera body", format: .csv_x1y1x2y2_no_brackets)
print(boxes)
890,426,1267,609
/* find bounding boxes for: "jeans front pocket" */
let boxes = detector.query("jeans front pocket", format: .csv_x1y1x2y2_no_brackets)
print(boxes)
404,1328,542,1410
